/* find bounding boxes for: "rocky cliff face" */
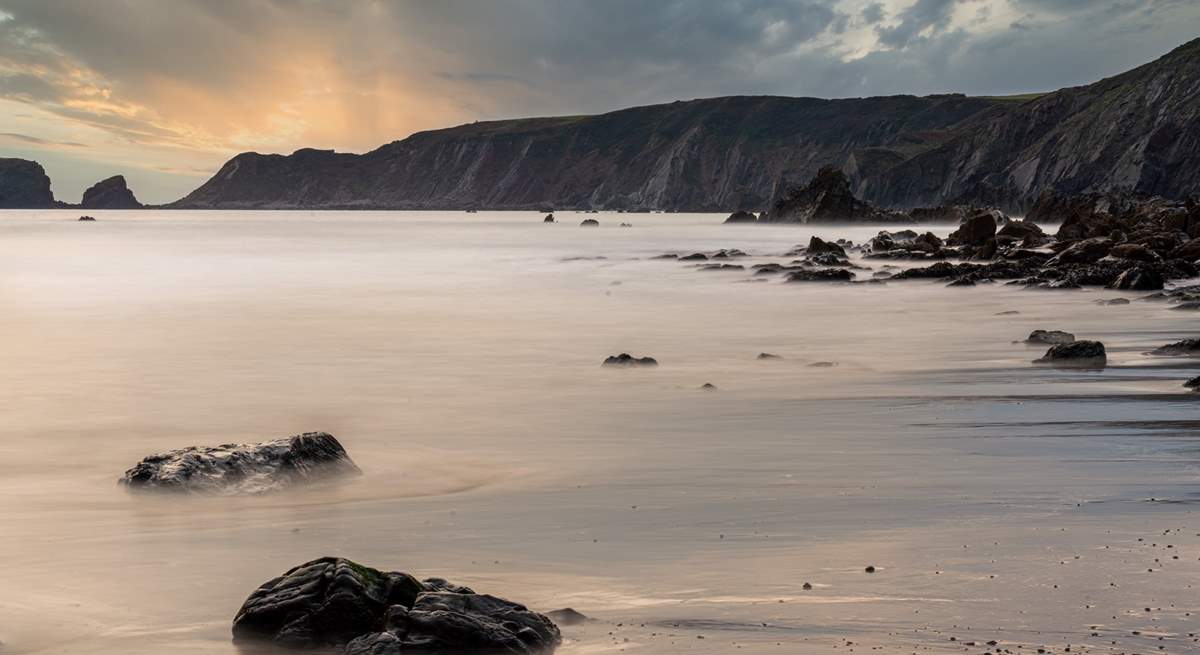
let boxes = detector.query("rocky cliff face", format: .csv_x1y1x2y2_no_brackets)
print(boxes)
173,38,1200,213
80,175,143,209
172,94,1002,211
0,158,56,208
860,39,1200,212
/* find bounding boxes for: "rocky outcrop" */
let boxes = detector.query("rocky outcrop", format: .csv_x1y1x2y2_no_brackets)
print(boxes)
1026,330,1076,345
947,210,1000,246
603,353,658,367
232,557,560,653
0,158,56,208
171,39,1200,213
760,167,906,223
80,175,142,209
724,210,758,224
1149,338,1200,356
1033,340,1107,366
119,432,360,494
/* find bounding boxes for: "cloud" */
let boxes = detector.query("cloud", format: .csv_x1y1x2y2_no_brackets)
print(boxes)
0,0,1196,203
0,131,87,147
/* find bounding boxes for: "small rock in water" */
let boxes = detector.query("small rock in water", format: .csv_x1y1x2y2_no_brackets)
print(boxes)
546,608,590,626
699,382,717,390
543,213,556,223
1033,340,1107,367
784,268,854,283
865,565,876,573
78,215,96,221
723,210,758,224
232,557,561,653
802,582,813,590
995,310,1020,315
1183,376,1200,389
1148,338,1200,356
808,361,837,368
580,218,599,227
119,432,360,495
1025,329,1076,345
757,352,782,360
603,353,658,367
1095,298,1131,305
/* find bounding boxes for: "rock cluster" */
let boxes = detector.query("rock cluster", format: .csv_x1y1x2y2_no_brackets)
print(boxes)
602,353,658,367
119,432,360,495
232,557,561,654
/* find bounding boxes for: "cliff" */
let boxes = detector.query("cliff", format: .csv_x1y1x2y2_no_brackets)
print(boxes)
0,158,56,208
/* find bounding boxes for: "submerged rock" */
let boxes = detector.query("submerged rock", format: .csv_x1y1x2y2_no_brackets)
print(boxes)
757,352,782,360
1033,340,1107,366
78,215,96,221
580,218,599,227
603,353,658,367
723,210,758,224
119,432,360,494
1149,338,1200,356
1025,330,1076,345
545,608,589,626
232,557,561,653
699,382,718,390
784,268,853,283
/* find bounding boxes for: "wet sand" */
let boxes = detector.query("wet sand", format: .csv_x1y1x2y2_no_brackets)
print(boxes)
1,210,1199,654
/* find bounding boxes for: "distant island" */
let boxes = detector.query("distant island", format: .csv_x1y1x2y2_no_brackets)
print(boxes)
2,38,1198,214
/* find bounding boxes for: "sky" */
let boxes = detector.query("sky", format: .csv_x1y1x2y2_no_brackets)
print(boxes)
1,0,1198,204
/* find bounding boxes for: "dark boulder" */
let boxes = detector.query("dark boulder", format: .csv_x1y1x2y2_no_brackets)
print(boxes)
724,210,758,224
78,215,96,221
760,167,906,223
119,432,360,495
757,352,782,360
1184,376,1200,389
1148,338,1200,356
947,210,999,247
1049,237,1113,265
1033,340,1107,367
603,353,658,367
80,175,142,209
232,557,561,654
543,214,555,223
996,220,1046,244
1025,330,1076,345
806,236,846,256
678,253,708,261
1108,266,1164,291
1107,243,1160,262
785,268,854,282
580,219,599,227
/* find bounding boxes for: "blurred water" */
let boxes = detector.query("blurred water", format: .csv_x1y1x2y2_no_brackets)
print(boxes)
2,209,1200,654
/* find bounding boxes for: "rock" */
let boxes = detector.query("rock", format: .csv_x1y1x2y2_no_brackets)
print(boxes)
802,582,813,590
699,383,717,390
678,253,708,261
603,353,658,367
947,210,999,247
78,215,96,221
232,557,560,653
800,252,850,267
1025,330,1077,345
1148,338,1200,356
545,608,589,626
1108,266,1164,291
619,222,633,227
80,175,142,209
865,566,876,573
119,432,360,495
724,210,758,224
1184,376,1200,389
0,158,56,208
806,236,846,256
1170,237,1200,261
996,220,1046,244
580,219,599,227
760,167,907,223
808,361,837,367
543,214,555,223
784,268,853,282
1049,237,1113,265
1107,243,1160,262
1033,340,1107,366
946,277,976,287
1096,298,1130,305
757,352,782,360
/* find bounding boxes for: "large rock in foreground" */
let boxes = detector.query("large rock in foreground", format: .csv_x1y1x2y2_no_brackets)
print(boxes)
232,557,561,654
80,175,143,209
119,432,360,494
